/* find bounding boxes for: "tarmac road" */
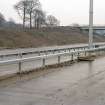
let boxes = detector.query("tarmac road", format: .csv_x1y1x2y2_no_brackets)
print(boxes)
0,56,105,105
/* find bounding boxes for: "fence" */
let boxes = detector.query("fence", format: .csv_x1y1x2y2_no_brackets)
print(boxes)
0,45,105,77
0,43,104,60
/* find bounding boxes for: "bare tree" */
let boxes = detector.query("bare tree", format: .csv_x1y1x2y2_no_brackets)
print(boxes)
14,0,29,29
15,0,41,29
46,15,60,27
24,0,41,29
34,9,46,28
15,0,60,29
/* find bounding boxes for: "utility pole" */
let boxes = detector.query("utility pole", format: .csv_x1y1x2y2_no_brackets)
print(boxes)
89,0,93,49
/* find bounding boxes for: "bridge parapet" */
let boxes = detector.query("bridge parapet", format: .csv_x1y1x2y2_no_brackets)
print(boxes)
79,26,105,30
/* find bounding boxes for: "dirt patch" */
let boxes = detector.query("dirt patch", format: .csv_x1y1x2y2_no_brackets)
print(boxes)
0,27,105,48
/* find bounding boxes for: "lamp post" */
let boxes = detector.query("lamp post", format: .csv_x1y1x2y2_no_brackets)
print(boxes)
89,0,93,49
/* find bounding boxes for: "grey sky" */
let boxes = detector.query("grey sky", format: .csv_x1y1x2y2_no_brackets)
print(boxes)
0,0,105,26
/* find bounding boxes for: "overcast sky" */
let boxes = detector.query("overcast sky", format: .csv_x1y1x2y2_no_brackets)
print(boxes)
0,0,105,26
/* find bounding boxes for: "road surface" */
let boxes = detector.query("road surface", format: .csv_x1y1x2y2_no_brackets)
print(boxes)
0,56,105,105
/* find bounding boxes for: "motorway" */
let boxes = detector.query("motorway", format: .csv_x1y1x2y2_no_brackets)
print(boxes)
1,56,105,105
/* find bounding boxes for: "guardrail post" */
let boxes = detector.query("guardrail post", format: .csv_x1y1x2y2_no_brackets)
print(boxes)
38,52,41,56
71,54,73,61
58,55,61,63
96,50,98,56
99,50,101,56
18,53,22,74
104,49,105,54
77,53,80,59
0,55,4,60
19,62,22,74
45,51,48,55
85,51,87,56
84,47,86,50
42,58,45,67
58,50,60,53
19,53,22,58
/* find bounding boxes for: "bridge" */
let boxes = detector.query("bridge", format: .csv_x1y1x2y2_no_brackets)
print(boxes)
78,26,105,35
79,26,105,30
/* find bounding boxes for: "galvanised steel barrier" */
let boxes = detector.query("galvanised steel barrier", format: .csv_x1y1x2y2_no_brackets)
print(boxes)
0,46,105,75
0,43,104,60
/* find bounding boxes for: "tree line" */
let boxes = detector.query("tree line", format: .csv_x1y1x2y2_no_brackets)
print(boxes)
14,0,60,29
0,0,60,29
0,13,22,29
